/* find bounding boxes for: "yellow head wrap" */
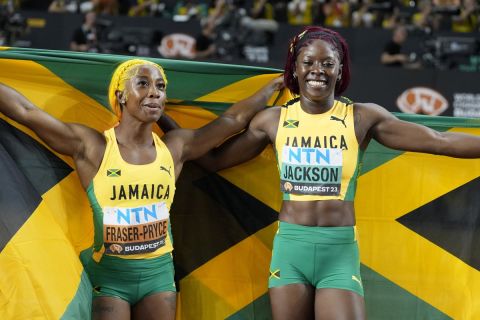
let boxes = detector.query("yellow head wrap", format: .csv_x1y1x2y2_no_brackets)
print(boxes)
108,59,168,119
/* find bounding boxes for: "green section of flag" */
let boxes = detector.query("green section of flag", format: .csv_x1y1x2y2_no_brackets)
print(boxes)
362,264,451,320
226,264,451,320
0,47,281,113
60,271,92,320
360,140,404,175
396,112,480,128
168,100,232,116
0,47,116,110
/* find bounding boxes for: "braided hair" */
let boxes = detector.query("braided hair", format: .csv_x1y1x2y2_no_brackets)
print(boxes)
108,59,168,119
284,26,351,96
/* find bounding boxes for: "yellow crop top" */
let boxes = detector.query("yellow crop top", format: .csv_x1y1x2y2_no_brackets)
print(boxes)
87,127,176,262
275,97,363,201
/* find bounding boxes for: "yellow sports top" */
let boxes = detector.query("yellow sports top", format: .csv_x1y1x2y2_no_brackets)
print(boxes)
275,97,363,201
87,127,175,262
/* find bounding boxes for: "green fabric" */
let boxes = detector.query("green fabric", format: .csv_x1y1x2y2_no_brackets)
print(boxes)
86,183,104,253
362,264,452,320
268,222,363,296
60,271,92,320
0,47,281,110
84,253,176,305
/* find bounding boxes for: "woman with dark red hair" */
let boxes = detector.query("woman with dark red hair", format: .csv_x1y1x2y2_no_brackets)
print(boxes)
199,25,480,319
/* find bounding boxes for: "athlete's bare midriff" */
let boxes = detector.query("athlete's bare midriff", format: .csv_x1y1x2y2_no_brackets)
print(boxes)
279,200,355,226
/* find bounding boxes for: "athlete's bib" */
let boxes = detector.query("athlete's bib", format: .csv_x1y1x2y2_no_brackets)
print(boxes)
275,97,363,201
87,128,176,261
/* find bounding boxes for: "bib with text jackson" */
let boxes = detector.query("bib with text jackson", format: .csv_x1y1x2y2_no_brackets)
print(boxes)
280,145,342,196
275,98,362,202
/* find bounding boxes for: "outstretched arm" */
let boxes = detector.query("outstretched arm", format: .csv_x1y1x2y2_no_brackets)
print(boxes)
165,75,284,163
0,83,98,158
364,102,480,158
195,107,276,171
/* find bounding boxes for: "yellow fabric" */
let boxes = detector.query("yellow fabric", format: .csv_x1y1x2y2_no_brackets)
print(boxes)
89,127,175,260
0,180,87,319
275,98,360,201
356,128,480,320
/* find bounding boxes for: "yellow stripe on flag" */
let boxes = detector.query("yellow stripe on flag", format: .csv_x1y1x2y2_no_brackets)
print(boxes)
165,104,216,129
356,127,480,319
197,73,289,106
219,146,282,212
0,200,85,319
42,172,94,254
180,225,275,319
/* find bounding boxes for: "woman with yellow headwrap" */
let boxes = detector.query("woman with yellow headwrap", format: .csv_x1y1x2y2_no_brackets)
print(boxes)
0,58,284,320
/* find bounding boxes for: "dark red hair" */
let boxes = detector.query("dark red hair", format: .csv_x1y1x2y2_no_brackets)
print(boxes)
284,26,351,96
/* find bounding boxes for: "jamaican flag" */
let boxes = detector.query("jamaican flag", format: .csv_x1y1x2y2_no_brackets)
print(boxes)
0,48,479,319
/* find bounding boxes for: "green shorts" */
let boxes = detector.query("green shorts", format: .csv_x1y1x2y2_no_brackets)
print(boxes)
84,252,176,305
269,221,363,296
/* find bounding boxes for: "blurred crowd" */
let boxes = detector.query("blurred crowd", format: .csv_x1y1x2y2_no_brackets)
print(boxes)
1,0,479,69
3,0,479,33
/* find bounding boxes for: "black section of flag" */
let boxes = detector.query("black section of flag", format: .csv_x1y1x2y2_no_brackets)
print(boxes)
0,142,41,251
397,177,480,271
0,120,72,251
195,170,278,236
0,120,73,194
170,162,278,281
107,169,121,177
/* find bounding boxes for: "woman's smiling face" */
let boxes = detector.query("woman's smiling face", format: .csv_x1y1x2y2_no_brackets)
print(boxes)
295,39,342,103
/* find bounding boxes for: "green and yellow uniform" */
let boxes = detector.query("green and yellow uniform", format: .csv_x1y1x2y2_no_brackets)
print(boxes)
275,97,362,201
269,97,364,296
84,127,176,304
